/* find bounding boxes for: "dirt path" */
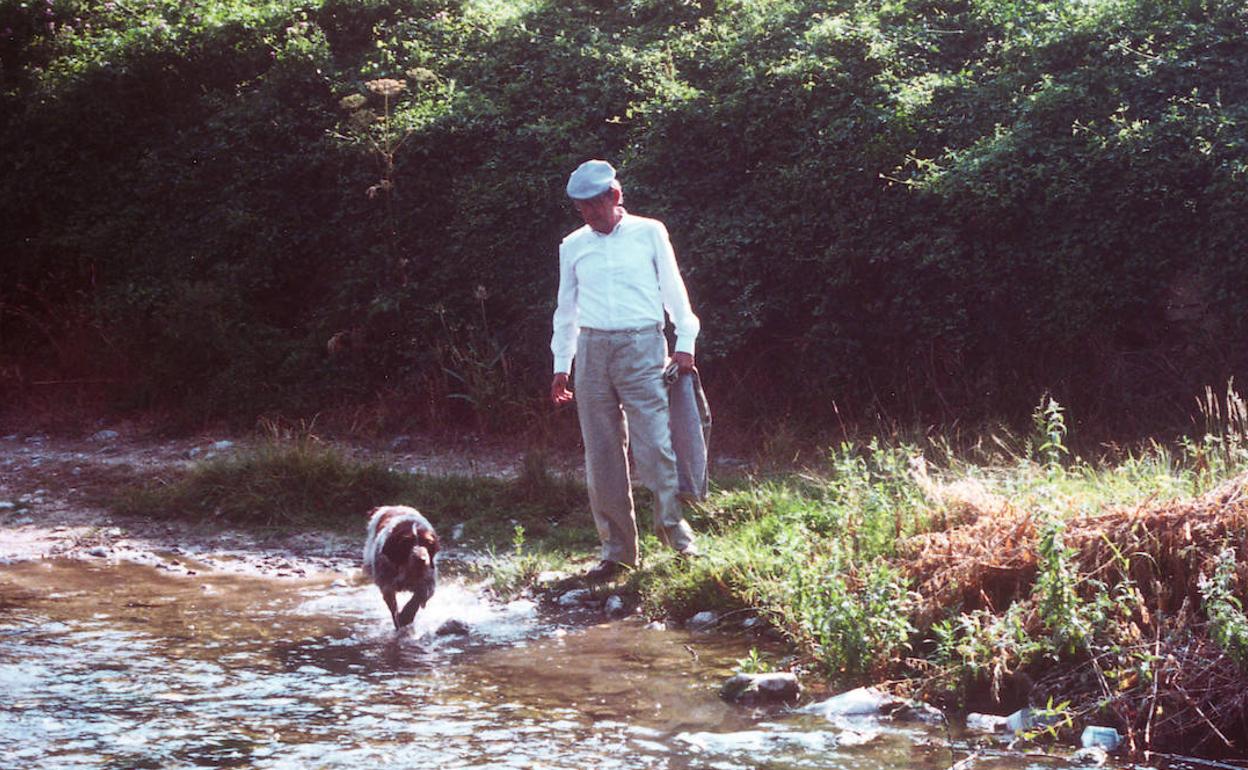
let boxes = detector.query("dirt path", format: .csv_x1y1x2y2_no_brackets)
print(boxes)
0,430,545,578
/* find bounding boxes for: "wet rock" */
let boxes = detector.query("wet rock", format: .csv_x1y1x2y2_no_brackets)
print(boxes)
801,686,892,718
451,523,466,541
436,619,471,636
887,699,945,725
389,435,414,452
1071,747,1109,766
742,616,762,629
645,621,667,631
558,588,592,606
686,611,719,630
0,501,16,511
87,546,109,558
720,672,801,705
90,430,120,443
965,712,1009,733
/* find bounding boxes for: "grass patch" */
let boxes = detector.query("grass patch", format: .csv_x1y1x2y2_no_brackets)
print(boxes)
112,433,596,553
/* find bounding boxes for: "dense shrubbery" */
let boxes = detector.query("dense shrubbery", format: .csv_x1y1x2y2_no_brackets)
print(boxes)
2,0,1246,433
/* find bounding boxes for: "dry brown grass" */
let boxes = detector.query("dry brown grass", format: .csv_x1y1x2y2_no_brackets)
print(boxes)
900,473,1248,757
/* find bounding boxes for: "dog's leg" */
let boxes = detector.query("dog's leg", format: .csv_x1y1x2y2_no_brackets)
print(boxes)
395,593,429,627
382,588,400,628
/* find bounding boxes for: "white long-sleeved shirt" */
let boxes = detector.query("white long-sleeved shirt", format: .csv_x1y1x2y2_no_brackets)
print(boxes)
551,212,700,374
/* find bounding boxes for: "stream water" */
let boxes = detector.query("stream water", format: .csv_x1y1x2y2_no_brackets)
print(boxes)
0,558,1120,770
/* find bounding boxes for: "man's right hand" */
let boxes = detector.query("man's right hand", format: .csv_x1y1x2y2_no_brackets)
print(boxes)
550,373,574,405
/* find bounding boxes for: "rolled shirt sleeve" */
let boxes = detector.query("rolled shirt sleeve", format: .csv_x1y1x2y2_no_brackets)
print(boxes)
550,239,580,374
653,221,700,357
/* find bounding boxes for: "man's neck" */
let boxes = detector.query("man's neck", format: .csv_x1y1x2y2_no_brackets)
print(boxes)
592,206,626,234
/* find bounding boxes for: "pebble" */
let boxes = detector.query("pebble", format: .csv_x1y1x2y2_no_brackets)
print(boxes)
558,588,592,606
212,440,234,451
604,595,627,618
90,430,120,443
87,546,109,558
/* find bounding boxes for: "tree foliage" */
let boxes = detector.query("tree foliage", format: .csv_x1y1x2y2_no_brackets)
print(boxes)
2,0,1245,431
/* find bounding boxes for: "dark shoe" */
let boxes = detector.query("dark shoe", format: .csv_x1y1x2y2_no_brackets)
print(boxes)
584,560,627,582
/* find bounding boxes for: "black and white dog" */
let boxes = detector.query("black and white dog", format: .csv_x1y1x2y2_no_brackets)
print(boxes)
363,506,439,629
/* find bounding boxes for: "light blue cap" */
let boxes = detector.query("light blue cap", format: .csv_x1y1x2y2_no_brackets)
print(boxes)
566,159,616,199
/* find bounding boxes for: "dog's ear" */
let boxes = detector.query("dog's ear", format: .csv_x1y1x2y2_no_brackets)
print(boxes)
382,521,417,562
417,528,439,557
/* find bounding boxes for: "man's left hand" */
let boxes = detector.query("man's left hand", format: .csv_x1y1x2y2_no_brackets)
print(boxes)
672,352,694,374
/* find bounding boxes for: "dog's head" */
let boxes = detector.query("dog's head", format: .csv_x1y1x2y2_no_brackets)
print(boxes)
381,520,439,579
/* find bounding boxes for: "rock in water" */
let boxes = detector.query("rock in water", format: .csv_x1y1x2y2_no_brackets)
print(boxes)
800,686,892,718
436,619,471,636
720,672,801,705
686,611,719,630
965,712,1009,733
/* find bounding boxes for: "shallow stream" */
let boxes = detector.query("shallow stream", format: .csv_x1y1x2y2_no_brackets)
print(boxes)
0,558,1119,769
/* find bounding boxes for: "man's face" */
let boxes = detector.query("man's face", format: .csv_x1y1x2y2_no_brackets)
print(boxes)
573,188,619,234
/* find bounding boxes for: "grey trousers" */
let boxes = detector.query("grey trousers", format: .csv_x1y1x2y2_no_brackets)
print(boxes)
575,326,695,566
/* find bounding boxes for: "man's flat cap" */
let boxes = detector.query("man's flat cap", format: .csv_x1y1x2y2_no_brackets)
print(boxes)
566,159,616,199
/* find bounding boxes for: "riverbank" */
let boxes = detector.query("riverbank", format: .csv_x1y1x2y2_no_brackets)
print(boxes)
2,422,1246,763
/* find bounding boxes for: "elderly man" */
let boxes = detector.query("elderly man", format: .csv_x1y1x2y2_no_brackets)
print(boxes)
551,159,700,581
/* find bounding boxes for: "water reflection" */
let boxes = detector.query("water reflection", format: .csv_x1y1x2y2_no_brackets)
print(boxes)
0,559,1113,769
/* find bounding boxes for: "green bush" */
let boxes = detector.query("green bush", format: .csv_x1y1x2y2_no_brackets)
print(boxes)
3,0,1247,434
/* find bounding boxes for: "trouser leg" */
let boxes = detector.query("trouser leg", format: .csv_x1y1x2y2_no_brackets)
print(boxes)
614,330,695,553
575,334,639,566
